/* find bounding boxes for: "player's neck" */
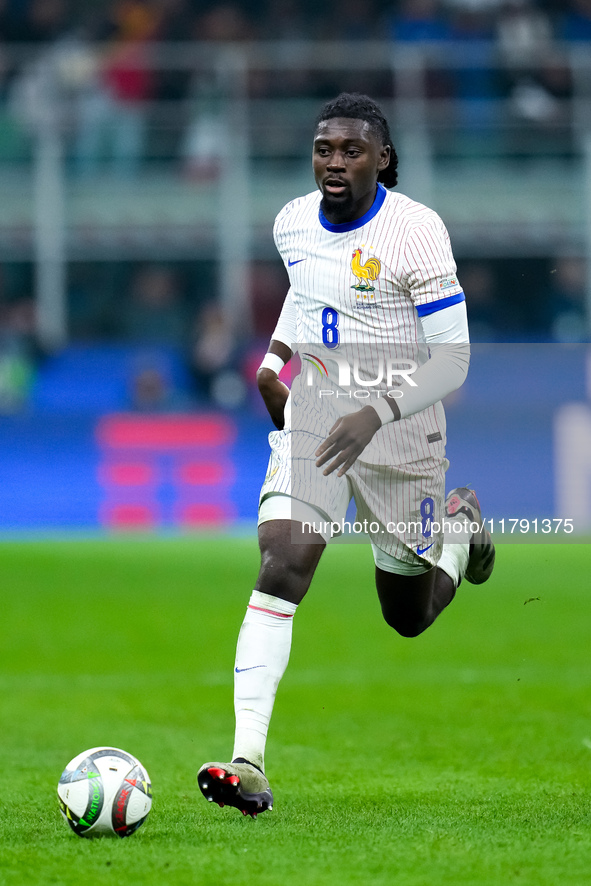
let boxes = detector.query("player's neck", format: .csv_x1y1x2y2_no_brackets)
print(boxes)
320,184,378,226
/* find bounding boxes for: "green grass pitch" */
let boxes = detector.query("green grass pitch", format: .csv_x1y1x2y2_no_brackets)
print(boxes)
0,537,590,885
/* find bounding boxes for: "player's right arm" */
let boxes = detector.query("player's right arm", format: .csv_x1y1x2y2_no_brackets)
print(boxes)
257,339,292,429
256,289,296,430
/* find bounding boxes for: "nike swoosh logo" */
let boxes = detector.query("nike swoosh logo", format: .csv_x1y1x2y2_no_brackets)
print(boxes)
288,258,306,267
235,665,267,673
417,543,434,555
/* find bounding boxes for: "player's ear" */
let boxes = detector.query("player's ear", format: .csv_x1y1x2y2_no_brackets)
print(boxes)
377,144,391,172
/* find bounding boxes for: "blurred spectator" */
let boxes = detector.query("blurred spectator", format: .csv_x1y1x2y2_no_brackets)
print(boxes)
190,302,246,407
497,0,552,63
72,0,159,178
449,6,499,131
154,0,195,44
119,264,188,345
507,73,559,123
128,360,192,410
442,0,503,10
180,69,225,180
194,3,253,41
310,0,397,103
260,0,308,39
130,365,169,409
0,294,37,412
152,0,194,101
506,53,572,126
386,0,456,102
321,0,380,40
179,2,253,176
68,264,119,340
250,261,287,339
560,0,591,41
4,0,589,50
460,261,499,341
497,1,571,127
548,257,589,342
23,0,69,42
0,0,26,43
386,0,452,41
0,0,69,42
191,302,234,379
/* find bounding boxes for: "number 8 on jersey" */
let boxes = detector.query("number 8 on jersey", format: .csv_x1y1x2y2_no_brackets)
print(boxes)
321,307,340,349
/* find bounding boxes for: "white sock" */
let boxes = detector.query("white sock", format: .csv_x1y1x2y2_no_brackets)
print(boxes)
437,542,470,587
438,516,470,587
232,590,297,773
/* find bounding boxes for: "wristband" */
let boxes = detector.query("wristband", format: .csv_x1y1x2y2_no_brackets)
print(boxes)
370,395,395,426
259,352,286,375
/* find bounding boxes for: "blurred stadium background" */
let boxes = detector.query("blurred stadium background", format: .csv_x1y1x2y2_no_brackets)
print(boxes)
0,0,590,533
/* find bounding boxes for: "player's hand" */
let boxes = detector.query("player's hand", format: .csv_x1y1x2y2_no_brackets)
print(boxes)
257,368,290,430
315,407,382,477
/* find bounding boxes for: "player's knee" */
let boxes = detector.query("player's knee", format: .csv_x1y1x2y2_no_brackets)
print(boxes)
258,547,312,600
395,619,429,638
380,606,429,638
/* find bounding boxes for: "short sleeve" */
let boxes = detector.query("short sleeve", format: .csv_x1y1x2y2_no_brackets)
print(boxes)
402,213,465,315
271,288,297,348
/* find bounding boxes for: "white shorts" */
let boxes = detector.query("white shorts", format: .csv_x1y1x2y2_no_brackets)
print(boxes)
259,493,431,576
258,427,448,570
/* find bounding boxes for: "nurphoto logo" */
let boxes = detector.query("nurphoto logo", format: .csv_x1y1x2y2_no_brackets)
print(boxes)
303,351,418,400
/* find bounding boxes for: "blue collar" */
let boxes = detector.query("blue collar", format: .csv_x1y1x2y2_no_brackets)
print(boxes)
318,183,387,233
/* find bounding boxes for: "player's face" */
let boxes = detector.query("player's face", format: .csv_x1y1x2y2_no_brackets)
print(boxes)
313,118,390,225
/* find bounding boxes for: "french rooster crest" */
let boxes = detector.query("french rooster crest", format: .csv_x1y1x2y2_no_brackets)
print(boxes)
351,248,381,293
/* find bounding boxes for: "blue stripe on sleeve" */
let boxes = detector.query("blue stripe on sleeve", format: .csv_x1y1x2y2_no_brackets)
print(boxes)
415,291,465,317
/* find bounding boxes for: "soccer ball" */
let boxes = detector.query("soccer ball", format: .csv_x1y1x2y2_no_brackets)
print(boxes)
57,746,152,838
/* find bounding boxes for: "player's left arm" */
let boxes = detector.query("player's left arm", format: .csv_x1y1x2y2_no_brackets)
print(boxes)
314,304,469,477
388,213,470,421
386,300,470,421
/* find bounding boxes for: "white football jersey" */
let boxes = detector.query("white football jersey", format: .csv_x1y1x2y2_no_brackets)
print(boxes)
273,184,466,465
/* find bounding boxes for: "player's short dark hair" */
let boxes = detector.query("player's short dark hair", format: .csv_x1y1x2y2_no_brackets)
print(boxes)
315,92,399,188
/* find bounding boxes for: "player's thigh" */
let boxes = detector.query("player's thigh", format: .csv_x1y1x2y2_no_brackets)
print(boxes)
352,456,448,568
258,427,352,538
257,430,350,603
